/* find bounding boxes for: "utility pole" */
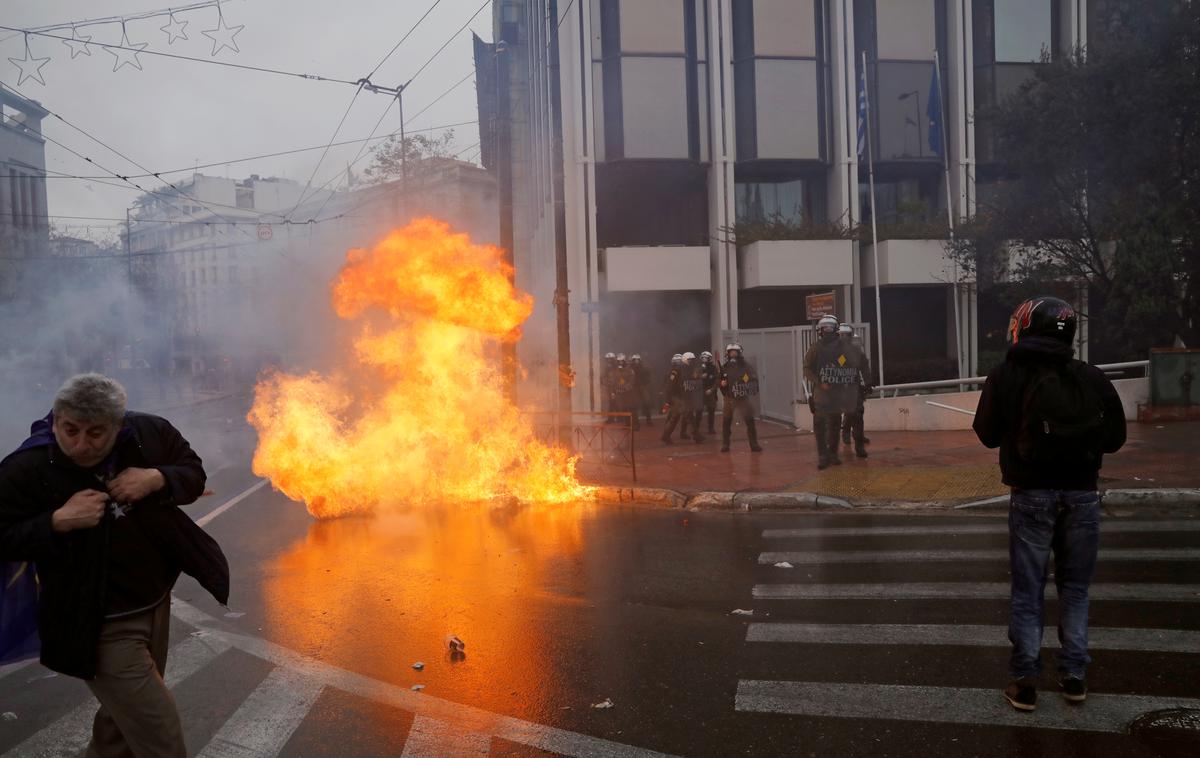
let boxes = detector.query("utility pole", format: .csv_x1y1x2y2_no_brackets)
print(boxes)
496,39,517,402
547,0,573,435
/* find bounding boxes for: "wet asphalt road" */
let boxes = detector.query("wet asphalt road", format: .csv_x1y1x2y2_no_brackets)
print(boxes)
2,395,1199,757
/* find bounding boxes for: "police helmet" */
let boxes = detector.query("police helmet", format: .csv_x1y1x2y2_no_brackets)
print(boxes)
631,354,642,362
616,353,626,361
725,343,743,360
816,315,839,336
1008,296,1077,345
700,350,714,362
671,353,683,366
604,352,616,360
837,324,853,336
681,351,696,364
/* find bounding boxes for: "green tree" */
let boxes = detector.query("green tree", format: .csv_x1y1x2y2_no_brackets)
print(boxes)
948,0,1199,361
363,130,458,184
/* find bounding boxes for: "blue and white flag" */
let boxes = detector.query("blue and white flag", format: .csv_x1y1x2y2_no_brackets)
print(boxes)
927,64,943,156
856,67,868,160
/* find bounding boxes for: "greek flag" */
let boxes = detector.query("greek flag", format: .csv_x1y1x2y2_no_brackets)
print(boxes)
856,67,868,159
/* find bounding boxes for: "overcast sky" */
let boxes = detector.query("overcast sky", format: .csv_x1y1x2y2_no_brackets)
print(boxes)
2,0,492,239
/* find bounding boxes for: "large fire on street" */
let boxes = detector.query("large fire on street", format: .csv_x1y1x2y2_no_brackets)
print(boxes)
248,218,590,518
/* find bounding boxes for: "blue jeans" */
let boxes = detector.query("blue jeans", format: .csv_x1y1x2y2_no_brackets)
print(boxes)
1008,489,1101,680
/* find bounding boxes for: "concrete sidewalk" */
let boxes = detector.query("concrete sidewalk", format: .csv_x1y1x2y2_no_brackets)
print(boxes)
578,418,1200,505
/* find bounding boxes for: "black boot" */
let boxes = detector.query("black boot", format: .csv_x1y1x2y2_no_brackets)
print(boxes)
721,416,732,452
746,419,762,452
825,415,842,465
661,414,678,444
814,415,830,469
852,411,867,457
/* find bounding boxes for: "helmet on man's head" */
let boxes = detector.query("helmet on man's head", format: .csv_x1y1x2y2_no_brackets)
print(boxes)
725,343,743,360
837,324,853,336
631,354,642,363
1008,296,1077,345
671,353,683,366
681,351,696,364
816,315,839,336
700,350,713,363
604,352,616,360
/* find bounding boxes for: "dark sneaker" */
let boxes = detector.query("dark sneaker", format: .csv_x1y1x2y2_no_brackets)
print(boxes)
1060,676,1087,703
855,446,868,458
1004,679,1038,712
720,444,730,453
750,444,763,453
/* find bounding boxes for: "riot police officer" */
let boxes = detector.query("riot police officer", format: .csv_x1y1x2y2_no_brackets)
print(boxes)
612,353,640,430
678,351,705,443
803,316,863,469
660,355,686,444
630,354,653,427
601,352,617,422
700,350,719,434
837,325,872,457
719,343,762,452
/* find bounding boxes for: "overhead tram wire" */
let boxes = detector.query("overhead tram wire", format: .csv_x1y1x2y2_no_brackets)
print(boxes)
297,70,478,223
34,119,479,181
0,25,362,87
285,0,488,221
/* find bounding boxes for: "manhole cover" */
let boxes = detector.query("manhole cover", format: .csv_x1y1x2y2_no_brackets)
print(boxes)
1130,708,1200,757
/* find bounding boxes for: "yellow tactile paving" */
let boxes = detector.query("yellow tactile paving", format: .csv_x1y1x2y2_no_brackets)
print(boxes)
786,464,1007,502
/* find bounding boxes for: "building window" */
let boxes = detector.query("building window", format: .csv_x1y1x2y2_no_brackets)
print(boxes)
599,0,705,160
733,0,827,162
735,177,826,224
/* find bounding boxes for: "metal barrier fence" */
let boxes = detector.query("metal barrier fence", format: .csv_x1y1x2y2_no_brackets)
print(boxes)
525,411,637,483
873,360,1149,398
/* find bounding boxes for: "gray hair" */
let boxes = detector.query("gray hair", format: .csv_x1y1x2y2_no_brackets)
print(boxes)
53,373,127,424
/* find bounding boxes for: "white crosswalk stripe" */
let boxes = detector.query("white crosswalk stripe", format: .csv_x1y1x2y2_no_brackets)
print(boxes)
401,715,491,756
738,518,1200,735
196,666,323,758
2,633,231,758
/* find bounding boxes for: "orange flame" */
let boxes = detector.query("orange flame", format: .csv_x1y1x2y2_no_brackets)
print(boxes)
248,218,589,518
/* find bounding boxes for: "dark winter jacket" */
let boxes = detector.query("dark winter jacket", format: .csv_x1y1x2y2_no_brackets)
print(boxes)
973,337,1127,491
0,412,229,679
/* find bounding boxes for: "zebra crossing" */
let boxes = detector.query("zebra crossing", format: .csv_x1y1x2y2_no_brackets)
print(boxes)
735,516,1200,736
0,599,674,758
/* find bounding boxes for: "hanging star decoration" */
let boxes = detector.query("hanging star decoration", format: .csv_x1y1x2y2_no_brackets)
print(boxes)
107,21,149,72
201,6,244,56
63,26,93,59
8,33,51,86
160,11,189,44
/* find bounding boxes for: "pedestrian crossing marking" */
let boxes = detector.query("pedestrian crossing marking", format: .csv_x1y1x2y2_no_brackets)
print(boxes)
762,520,1200,539
758,548,1200,564
2,633,231,758
195,666,323,758
745,623,1200,653
751,582,1200,601
401,715,491,756
735,680,1200,734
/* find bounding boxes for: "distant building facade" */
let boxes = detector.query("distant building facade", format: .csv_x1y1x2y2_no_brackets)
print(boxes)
0,87,49,301
491,0,1113,411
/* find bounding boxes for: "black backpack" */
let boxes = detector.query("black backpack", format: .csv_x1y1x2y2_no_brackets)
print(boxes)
1017,361,1106,465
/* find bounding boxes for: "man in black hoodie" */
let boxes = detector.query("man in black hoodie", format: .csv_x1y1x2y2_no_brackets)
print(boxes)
0,373,228,758
974,297,1126,713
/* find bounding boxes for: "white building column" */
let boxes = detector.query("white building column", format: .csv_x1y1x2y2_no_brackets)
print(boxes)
830,0,859,320
707,0,737,346
948,0,975,220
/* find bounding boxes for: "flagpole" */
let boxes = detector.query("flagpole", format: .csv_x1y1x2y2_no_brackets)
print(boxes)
934,49,965,382
862,51,885,388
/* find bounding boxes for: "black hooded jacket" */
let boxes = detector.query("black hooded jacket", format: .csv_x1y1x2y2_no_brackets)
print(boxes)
0,412,229,679
973,337,1127,490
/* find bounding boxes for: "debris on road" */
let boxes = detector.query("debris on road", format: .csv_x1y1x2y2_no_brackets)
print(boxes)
223,611,245,619
2,712,16,721
731,608,754,616
411,684,425,692
447,635,465,653
591,698,614,709
412,662,425,671
773,561,794,568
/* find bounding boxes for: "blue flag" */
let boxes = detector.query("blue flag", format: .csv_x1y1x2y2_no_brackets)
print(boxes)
927,65,943,156
857,67,868,160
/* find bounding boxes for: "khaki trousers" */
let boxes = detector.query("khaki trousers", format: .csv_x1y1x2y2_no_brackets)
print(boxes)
85,600,186,758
